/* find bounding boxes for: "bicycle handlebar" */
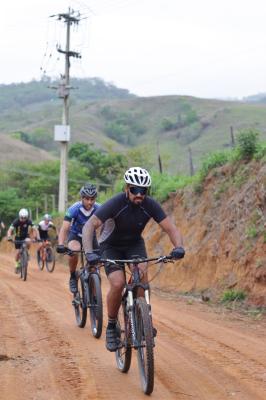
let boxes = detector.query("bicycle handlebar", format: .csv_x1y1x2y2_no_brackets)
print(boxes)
8,238,37,244
99,255,174,265
61,248,174,264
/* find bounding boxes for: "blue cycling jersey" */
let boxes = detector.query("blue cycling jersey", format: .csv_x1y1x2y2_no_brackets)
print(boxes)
64,201,100,237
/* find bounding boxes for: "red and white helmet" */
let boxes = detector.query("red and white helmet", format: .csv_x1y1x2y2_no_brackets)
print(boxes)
124,167,152,187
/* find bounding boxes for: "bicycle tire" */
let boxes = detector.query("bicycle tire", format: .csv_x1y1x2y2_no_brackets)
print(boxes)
88,273,103,338
21,249,28,281
115,298,132,373
45,247,55,273
135,297,154,395
74,274,87,328
37,250,44,270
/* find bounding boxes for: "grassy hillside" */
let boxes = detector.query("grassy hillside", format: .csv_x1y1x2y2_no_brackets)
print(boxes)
0,135,55,165
1,80,266,173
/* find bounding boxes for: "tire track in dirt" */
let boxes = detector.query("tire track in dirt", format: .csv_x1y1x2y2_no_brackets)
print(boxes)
0,280,86,400
152,301,266,400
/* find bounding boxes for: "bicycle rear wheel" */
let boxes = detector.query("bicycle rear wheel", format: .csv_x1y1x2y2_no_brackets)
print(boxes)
45,247,55,272
135,297,154,395
88,273,103,338
20,249,28,281
115,298,132,373
37,250,44,270
73,274,87,328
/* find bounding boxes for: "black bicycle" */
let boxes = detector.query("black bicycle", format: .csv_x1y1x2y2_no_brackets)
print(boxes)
100,254,174,395
66,249,103,338
10,239,34,281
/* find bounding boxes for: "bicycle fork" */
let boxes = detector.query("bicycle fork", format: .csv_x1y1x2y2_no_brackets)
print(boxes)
127,288,152,349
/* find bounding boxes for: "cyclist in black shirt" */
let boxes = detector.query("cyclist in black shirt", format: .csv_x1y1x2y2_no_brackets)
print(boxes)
83,167,185,352
7,208,37,273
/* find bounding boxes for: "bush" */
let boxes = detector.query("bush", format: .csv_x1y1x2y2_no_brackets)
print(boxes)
150,172,193,202
221,289,246,303
199,151,230,180
236,129,259,160
161,117,176,131
254,142,266,161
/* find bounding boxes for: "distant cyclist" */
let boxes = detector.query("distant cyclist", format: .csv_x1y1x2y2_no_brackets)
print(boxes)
0,217,5,238
36,214,57,263
56,183,100,293
7,208,37,273
82,167,185,352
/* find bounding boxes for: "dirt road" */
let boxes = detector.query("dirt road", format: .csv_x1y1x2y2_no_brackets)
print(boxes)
0,251,265,400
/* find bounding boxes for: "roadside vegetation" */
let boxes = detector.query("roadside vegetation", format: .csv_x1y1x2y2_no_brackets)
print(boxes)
0,128,265,227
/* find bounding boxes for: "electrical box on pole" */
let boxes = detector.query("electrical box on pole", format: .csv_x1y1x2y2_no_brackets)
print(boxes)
54,125,71,142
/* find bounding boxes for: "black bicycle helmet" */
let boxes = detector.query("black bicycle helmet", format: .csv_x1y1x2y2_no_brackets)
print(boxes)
80,183,97,198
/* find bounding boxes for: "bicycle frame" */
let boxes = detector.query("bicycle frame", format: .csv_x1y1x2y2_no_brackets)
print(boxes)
66,248,103,338
124,262,151,348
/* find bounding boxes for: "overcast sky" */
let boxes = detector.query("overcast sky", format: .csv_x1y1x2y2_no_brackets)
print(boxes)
1,0,266,99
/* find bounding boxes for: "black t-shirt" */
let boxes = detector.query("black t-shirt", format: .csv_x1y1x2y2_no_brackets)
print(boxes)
95,192,166,245
11,218,33,239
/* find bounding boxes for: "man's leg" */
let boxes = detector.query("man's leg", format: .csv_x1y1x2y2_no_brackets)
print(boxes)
15,248,21,273
68,239,80,293
105,269,125,352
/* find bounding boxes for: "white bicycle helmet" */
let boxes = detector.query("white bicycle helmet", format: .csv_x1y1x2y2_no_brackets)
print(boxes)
19,208,29,218
124,167,152,187
44,214,52,221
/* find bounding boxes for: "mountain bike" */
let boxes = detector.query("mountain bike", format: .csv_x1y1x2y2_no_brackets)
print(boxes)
37,239,56,272
65,248,103,338
10,239,35,281
100,254,174,395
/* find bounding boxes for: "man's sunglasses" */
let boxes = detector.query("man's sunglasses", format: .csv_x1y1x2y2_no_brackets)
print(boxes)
129,186,148,196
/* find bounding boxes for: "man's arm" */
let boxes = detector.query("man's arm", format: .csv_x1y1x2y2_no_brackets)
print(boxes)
159,216,183,248
82,215,103,253
58,220,71,246
29,224,38,240
7,225,14,238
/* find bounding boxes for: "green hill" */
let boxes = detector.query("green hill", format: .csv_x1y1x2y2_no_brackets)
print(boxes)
1,79,266,174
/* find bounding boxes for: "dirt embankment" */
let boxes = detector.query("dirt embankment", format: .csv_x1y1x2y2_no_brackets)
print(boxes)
144,160,266,306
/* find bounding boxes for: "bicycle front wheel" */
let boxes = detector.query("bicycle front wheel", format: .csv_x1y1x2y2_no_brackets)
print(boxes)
88,273,103,338
45,247,55,273
115,298,132,373
135,297,154,395
21,250,28,281
73,274,87,328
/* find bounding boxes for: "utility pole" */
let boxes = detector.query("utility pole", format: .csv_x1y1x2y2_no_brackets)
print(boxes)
50,9,81,212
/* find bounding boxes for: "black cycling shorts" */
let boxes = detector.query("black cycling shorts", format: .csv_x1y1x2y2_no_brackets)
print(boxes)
39,231,49,241
14,236,28,250
68,232,99,251
100,239,147,276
